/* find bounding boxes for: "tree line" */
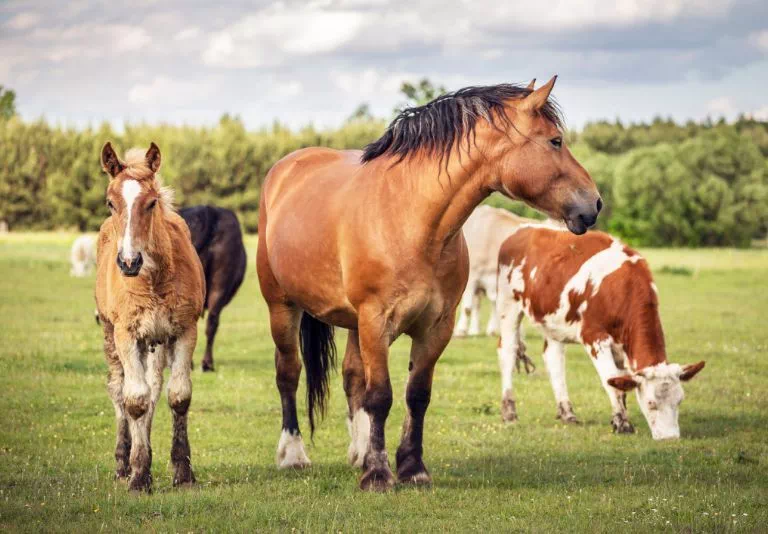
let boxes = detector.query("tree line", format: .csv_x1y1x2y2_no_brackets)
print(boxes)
1,82,767,246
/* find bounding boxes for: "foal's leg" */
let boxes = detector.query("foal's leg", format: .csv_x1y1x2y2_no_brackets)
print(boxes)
588,341,635,434
342,330,369,468
541,339,578,423
396,317,453,485
357,306,395,491
270,304,311,468
114,328,153,492
102,321,130,479
168,327,196,485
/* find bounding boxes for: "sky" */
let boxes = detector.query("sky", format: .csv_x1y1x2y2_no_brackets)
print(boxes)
2,0,768,131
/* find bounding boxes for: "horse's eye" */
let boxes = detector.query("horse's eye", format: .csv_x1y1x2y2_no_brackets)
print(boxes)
147,199,157,211
107,200,115,211
550,137,563,149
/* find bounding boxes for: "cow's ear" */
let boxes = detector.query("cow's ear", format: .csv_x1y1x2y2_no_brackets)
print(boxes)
679,361,705,381
607,375,640,391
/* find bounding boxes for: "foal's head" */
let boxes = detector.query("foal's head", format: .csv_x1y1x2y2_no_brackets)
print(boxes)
490,77,601,234
101,142,171,277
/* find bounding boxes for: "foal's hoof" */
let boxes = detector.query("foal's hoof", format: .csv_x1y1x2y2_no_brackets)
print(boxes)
359,467,396,492
173,465,196,487
611,416,635,434
115,465,131,480
128,472,152,493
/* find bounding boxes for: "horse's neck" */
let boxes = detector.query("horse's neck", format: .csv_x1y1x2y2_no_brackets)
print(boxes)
398,153,493,251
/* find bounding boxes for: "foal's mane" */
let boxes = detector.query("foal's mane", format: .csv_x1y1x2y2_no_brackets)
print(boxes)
361,83,564,166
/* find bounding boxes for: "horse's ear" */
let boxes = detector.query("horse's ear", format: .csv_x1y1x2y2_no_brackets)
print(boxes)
521,75,557,111
525,78,536,91
145,142,162,173
101,142,125,178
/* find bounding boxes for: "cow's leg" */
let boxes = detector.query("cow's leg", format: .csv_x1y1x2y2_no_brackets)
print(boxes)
468,291,482,336
103,321,130,479
589,341,635,434
484,274,500,337
497,298,524,422
357,305,395,491
396,316,453,485
453,284,474,337
542,339,578,423
342,330,369,468
114,329,154,492
270,303,311,468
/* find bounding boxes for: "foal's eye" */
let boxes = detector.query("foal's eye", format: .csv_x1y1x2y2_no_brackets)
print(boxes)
147,199,157,211
107,200,115,211
549,137,563,149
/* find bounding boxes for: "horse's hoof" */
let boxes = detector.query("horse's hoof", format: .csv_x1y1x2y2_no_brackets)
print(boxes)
396,449,431,485
128,472,152,493
359,467,396,492
173,466,196,487
201,362,215,372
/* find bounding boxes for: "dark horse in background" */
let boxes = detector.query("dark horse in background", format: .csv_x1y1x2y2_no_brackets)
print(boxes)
180,206,247,371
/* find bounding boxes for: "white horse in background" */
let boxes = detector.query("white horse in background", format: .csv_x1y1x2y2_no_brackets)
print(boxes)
70,235,96,277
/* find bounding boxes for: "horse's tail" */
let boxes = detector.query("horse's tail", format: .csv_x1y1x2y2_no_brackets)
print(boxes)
299,313,337,437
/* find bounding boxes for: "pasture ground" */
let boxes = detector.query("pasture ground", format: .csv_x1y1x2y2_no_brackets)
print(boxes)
1,233,767,532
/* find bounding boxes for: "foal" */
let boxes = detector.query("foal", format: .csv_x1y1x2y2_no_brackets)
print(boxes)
258,77,602,490
95,143,205,492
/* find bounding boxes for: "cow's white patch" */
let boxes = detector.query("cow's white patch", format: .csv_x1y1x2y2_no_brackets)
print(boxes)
540,240,640,343
276,429,311,468
633,363,684,440
121,180,141,259
346,408,370,468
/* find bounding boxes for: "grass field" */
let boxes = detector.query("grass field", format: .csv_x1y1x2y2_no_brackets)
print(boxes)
1,233,767,532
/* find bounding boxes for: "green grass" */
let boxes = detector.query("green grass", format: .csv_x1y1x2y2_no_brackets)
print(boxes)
1,234,767,532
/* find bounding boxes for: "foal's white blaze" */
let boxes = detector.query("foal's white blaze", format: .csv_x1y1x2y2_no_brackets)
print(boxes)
347,408,371,468
276,429,311,468
120,179,141,261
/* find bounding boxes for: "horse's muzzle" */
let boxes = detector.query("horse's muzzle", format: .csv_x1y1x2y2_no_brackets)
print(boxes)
565,197,602,235
116,252,143,277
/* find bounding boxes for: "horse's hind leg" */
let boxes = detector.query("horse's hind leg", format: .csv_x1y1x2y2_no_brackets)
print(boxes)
168,327,196,486
201,285,224,372
396,316,454,485
342,330,368,468
102,320,130,479
270,303,311,468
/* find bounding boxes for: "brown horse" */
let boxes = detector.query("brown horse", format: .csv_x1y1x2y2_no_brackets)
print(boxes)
257,77,602,491
95,143,205,492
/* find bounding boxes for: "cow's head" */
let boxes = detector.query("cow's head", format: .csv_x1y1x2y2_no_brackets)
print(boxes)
608,361,705,440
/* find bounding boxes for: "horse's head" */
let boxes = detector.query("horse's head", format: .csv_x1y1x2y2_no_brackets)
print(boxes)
491,76,602,234
101,142,166,277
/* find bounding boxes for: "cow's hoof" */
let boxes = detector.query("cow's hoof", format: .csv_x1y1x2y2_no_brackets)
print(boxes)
556,401,580,424
501,395,518,423
611,415,635,434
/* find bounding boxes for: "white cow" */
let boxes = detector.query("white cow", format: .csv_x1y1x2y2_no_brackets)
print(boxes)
454,205,536,337
70,235,96,277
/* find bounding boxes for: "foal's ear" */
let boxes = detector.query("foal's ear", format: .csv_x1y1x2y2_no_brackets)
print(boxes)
607,375,640,392
145,142,162,173
521,75,557,111
525,78,536,91
101,142,125,178
679,361,705,382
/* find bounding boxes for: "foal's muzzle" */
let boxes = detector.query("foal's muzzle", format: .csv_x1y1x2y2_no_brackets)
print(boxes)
116,252,143,277
565,197,602,235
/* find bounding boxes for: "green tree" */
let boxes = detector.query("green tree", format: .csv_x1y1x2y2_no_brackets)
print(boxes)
397,79,447,110
0,86,17,120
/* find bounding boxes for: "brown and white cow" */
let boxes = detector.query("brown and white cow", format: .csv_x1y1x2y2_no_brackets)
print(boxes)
495,226,705,440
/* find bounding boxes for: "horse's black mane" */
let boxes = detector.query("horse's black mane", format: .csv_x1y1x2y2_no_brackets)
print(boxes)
361,83,564,165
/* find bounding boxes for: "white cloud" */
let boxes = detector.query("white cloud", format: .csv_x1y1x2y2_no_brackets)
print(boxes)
332,68,413,98
706,96,737,118
203,4,366,68
5,11,41,30
750,31,768,54
174,26,201,41
128,76,213,104
748,105,768,121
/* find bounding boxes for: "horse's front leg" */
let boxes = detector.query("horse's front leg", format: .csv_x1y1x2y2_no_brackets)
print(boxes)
102,320,130,479
115,328,153,492
167,327,196,486
357,307,395,492
396,316,453,485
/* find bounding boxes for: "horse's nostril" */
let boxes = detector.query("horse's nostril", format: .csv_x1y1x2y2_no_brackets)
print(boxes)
596,198,603,213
